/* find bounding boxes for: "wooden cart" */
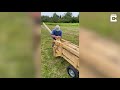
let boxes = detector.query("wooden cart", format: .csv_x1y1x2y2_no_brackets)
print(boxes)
43,22,80,78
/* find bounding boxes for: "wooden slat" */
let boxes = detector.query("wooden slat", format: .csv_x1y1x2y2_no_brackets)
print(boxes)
62,55,79,70
62,44,79,57
63,42,79,51
62,49,79,70
79,29,120,78
43,22,52,33
80,62,104,78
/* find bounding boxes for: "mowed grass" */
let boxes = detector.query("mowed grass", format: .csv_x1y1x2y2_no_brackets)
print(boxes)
80,12,120,43
0,13,35,78
41,23,79,78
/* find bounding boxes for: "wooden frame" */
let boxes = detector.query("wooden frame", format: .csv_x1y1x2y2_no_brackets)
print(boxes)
53,39,80,71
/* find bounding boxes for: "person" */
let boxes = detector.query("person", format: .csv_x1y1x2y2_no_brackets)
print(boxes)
30,12,41,78
51,25,62,40
51,25,62,47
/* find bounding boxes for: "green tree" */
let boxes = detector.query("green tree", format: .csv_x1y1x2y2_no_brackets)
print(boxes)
51,13,59,23
41,12,79,23
41,16,51,22
62,12,73,23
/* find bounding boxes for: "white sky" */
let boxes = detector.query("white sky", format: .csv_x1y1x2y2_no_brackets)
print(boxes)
41,12,79,17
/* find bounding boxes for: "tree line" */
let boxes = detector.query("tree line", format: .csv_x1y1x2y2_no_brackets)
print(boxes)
41,12,79,23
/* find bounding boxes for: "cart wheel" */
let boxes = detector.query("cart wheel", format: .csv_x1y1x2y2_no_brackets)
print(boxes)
67,65,79,78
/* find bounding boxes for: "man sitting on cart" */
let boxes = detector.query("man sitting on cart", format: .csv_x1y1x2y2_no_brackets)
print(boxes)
51,25,62,47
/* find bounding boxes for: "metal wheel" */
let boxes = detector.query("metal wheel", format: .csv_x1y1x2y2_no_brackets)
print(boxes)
67,65,79,78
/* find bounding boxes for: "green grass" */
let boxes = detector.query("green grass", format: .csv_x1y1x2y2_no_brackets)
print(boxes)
45,22,79,26
80,12,120,43
0,12,35,78
41,23,79,78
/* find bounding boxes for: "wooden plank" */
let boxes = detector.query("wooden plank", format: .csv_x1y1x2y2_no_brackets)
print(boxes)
63,42,79,51
54,39,79,57
62,44,79,57
80,62,104,78
80,45,120,78
80,28,120,64
79,29,120,78
62,48,79,70
84,42,120,65
55,39,79,52
62,55,79,70
43,22,52,33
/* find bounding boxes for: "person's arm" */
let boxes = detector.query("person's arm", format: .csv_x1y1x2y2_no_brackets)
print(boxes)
56,30,62,39
51,35,57,38
51,30,57,38
59,30,62,38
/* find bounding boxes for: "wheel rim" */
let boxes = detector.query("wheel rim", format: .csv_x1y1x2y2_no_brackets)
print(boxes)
68,69,75,77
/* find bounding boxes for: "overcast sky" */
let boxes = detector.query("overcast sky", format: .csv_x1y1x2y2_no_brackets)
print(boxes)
41,12,79,17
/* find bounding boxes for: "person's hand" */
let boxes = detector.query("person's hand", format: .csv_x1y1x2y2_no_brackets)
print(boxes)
55,36,61,39
57,36,61,38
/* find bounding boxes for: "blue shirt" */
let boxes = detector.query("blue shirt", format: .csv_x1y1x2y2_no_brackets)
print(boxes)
51,29,62,40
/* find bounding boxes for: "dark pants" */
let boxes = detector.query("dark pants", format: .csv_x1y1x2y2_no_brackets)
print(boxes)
52,38,56,47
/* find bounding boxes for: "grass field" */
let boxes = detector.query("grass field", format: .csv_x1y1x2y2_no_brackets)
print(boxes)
80,12,120,43
0,13,35,78
41,23,79,78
